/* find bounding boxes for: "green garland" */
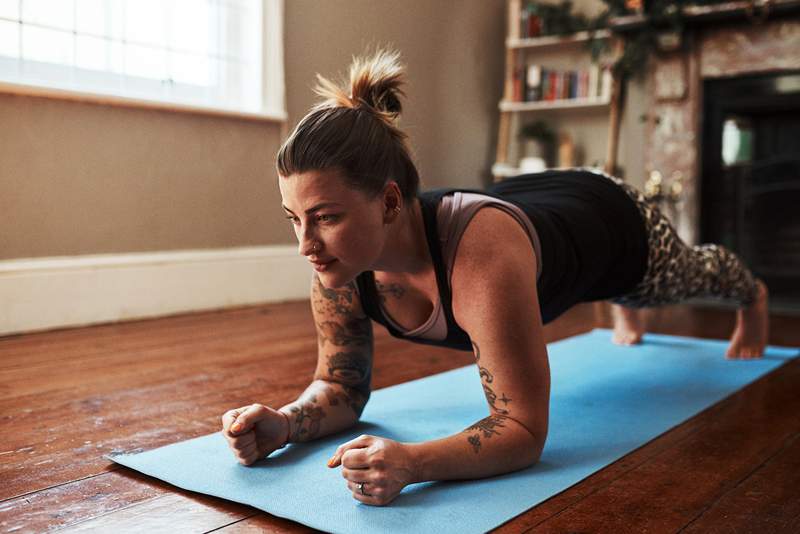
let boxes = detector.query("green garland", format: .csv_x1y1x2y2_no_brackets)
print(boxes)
605,0,687,79
523,0,602,35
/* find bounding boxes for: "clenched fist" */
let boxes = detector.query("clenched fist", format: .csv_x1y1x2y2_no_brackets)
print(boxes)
221,403,291,465
327,434,418,506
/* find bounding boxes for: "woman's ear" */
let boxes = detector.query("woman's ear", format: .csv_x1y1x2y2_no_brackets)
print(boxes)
382,181,403,223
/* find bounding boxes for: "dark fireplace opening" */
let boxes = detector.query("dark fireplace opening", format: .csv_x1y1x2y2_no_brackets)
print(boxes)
701,71,800,312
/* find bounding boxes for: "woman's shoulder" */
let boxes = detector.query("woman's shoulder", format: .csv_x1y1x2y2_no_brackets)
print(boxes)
433,189,528,242
453,204,535,266
433,190,542,281
449,203,540,326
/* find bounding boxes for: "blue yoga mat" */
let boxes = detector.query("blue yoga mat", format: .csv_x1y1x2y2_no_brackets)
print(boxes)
109,329,797,533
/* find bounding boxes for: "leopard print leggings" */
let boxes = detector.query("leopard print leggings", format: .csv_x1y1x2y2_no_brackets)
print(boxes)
584,169,758,308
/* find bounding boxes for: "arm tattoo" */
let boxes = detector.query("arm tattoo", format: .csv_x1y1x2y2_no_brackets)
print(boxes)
309,274,374,421
289,404,326,442
482,384,512,415
326,350,371,416
325,386,369,418
375,280,405,304
312,276,355,316
472,341,511,415
317,318,371,347
463,415,507,453
327,351,371,390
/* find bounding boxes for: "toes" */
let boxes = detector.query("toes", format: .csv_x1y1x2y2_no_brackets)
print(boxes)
746,347,764,359
612,333,641,346
625,334,642,345
726,342,742,358
725,345,765,359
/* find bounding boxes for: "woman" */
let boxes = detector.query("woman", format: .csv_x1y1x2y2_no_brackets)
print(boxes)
221,49,769,506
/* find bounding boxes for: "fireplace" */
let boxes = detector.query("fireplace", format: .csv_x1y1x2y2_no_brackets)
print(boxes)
701,71,800,308
636,14,800,311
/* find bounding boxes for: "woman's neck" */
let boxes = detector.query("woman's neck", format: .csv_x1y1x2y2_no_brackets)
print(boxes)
373,198,431,275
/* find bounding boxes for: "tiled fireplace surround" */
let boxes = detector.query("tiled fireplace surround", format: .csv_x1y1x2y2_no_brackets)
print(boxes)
644,17,800,244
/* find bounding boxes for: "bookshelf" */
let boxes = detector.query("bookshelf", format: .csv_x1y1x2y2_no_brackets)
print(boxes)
494,0,620,181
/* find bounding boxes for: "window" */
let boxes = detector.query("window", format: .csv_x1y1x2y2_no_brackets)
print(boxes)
0,0,285,119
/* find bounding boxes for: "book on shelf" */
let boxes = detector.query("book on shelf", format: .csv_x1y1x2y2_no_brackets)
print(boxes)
588,64,600,102
513,65,522,102
514,63,612,104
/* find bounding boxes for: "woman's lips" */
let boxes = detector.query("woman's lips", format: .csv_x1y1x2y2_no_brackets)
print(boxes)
311,258,337,272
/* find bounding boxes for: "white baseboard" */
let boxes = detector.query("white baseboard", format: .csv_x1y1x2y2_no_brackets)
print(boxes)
0,246,313,337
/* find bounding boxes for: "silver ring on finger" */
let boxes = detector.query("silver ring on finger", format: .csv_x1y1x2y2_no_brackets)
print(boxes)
357,482,371,496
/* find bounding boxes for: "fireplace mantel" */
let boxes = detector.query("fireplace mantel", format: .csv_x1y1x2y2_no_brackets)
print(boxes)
611,0,800,33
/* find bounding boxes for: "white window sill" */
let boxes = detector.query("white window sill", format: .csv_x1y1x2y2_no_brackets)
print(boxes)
0,80,288,124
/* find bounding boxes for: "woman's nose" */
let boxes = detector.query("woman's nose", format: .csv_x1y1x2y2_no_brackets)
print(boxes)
298,229,317,257
299,239,313,257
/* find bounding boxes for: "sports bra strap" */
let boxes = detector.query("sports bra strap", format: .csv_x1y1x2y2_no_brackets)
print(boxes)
354,189,473,352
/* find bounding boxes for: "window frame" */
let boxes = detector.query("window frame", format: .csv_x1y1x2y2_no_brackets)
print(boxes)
0,0,286,123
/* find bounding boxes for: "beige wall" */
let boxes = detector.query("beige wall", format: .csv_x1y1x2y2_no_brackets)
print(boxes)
1,1,648,261
0,93,288,259
283,0,506,189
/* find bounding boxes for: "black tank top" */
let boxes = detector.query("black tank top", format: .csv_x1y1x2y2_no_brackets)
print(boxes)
355,169,648,352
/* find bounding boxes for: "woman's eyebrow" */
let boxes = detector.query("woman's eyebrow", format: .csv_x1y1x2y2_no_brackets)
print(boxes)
281,202,342,215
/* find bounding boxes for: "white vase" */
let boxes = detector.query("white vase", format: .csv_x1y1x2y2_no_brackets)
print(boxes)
519,157,546,173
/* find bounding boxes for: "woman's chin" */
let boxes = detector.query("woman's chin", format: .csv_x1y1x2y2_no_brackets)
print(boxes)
315,267,356,289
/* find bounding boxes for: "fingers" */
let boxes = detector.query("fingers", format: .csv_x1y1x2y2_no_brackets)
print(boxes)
341,466,370,483
347,480,375,496
228,431,256,449
327,434,373,468
229,403,270,435
329,436,402,506
234,440,260,465
341,447,370,469
221,404,267,464
346,480,390,506
221,407,246,434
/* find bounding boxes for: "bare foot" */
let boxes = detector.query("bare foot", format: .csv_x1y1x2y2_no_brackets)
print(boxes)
726,279,769,359
611,304,645,345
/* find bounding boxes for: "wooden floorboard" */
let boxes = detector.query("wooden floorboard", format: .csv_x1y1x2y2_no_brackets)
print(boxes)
505,359,800,533
680,431,800,534
0,300,797,533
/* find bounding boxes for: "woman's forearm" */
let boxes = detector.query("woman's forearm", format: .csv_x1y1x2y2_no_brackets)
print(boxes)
279,379,368,443
405,414,545,483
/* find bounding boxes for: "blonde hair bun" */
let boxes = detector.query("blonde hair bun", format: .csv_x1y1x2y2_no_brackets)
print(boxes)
278,46,420,201
312,48,406,124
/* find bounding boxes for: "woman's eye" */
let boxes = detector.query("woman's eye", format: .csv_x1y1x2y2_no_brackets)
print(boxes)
284,214,337,225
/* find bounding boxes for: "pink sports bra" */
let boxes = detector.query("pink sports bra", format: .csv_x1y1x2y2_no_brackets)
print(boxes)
376,192,542,341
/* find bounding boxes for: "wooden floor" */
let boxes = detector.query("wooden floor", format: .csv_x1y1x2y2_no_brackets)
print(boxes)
1,300,799,533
